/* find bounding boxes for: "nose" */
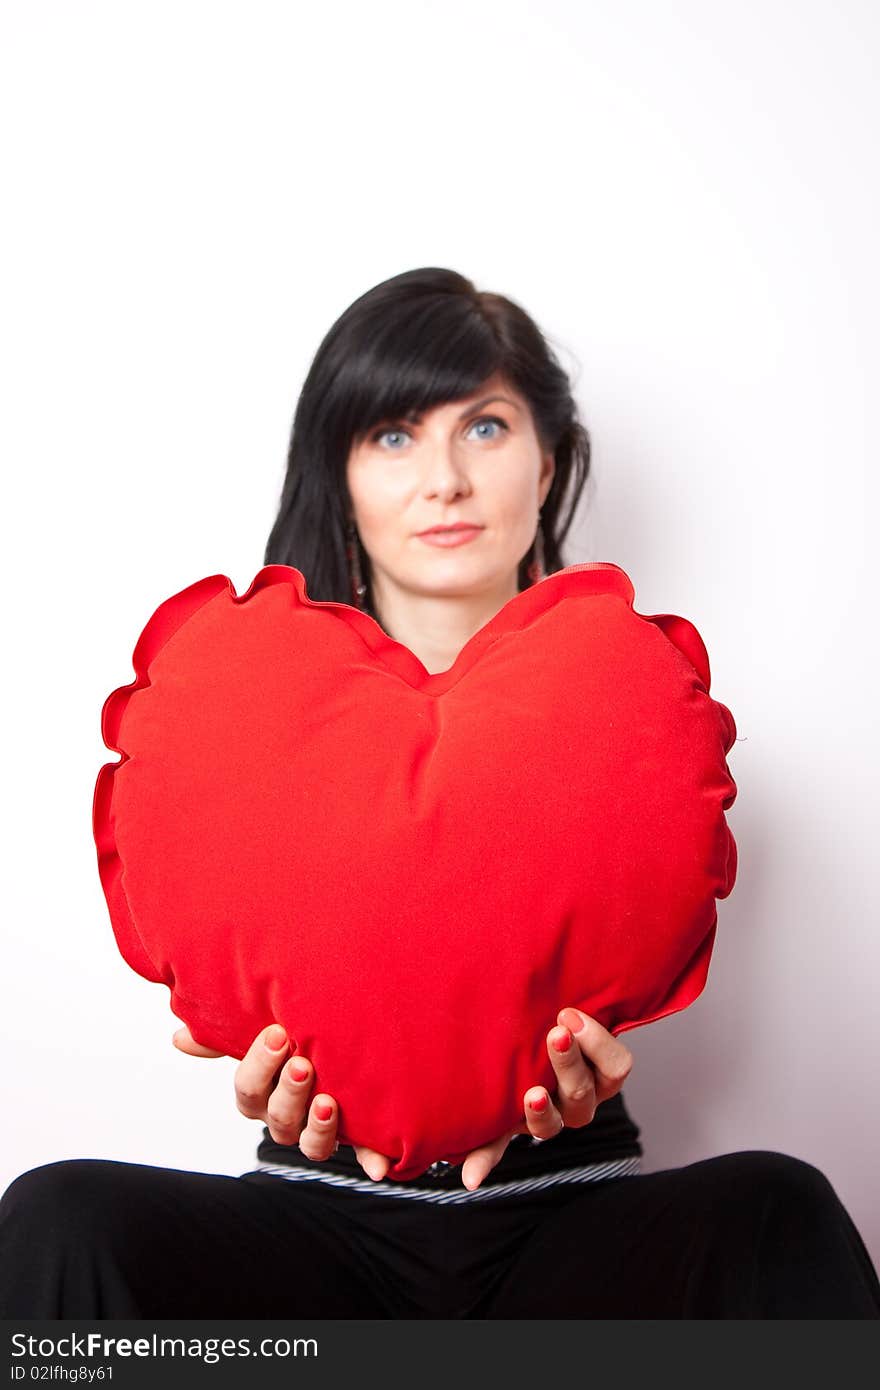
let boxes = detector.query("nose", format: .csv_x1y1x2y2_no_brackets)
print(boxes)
420,440,472,500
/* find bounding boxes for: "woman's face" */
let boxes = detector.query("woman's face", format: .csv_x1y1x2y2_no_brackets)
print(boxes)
345,372,556,605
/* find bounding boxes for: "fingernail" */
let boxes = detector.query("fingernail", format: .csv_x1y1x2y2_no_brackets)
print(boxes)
314,1101,333,1122
529,1092,549,1112
288,1062,309,1083
560,1008,585,1034
551,1029,572,1053
265,1027,288,1052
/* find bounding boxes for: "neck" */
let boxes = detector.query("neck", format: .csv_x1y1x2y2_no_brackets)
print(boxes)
371,571,520,676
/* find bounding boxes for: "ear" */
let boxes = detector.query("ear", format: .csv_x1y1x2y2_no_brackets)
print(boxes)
539,451,556,506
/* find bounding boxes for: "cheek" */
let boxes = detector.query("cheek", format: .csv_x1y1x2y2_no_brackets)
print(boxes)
348,460,394,525
353,476,409,547
492,471,541,530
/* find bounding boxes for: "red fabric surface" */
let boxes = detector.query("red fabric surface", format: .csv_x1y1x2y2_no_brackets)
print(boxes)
92,561,738,1179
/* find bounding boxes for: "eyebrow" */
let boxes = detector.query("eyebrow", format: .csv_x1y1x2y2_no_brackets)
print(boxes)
400,395,520,424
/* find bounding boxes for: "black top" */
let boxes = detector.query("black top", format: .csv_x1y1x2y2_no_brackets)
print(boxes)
255,1090,643,1192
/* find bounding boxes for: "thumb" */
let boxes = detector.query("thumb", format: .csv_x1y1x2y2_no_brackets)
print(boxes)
172,1024,225,1058
461,1127,518,1191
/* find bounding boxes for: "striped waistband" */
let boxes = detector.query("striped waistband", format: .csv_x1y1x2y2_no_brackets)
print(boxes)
242,1154,642,1204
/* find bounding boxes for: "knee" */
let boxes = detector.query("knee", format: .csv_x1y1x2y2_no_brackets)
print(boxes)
735,1149,837,1198
1,1160,115,1229
711,1149,842,1222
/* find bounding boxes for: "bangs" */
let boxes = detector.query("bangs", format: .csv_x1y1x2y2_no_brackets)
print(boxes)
331,298,506,449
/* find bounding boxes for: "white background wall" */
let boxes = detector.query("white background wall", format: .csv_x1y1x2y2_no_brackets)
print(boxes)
2,0,878,1280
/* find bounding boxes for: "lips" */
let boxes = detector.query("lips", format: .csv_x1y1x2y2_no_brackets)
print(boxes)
416,526,483,548
417,525,483,536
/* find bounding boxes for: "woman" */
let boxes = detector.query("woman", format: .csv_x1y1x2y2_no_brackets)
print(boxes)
1,268,878,1319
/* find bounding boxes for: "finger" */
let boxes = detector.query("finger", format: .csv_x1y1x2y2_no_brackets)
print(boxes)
557,1009,633,1102
353,1146,392,1182
234,1024,295,1121
545,1025,597,1128
460,1129,516,1192
297,1093,340,1163
264,1054,314,1145
523,1086,565,1142
172,1024,225,1058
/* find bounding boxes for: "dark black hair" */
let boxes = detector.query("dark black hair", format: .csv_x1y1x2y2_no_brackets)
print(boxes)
264,267,592,625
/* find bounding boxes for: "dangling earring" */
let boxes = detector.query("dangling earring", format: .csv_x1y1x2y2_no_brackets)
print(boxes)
527,512,546,585
346,519,368,609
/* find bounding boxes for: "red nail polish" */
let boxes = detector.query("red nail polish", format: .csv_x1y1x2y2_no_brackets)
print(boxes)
289,1064,309,1083
529,1093,548,1112
551,1030,572,1053
314,1102,333,1122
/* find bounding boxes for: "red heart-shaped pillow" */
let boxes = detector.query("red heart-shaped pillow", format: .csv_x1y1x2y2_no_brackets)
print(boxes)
92,561,738,1179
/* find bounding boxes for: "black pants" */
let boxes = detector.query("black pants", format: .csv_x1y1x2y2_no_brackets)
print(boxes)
1,1149,878,1319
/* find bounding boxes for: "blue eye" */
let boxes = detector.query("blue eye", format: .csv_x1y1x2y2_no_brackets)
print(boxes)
371,427,409,449
369,416,509,449
469,416,508,440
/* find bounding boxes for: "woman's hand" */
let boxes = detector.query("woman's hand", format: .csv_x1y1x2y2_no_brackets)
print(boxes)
171,1023,391,1180
456,1007,634,1191
173,1005,633,1191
